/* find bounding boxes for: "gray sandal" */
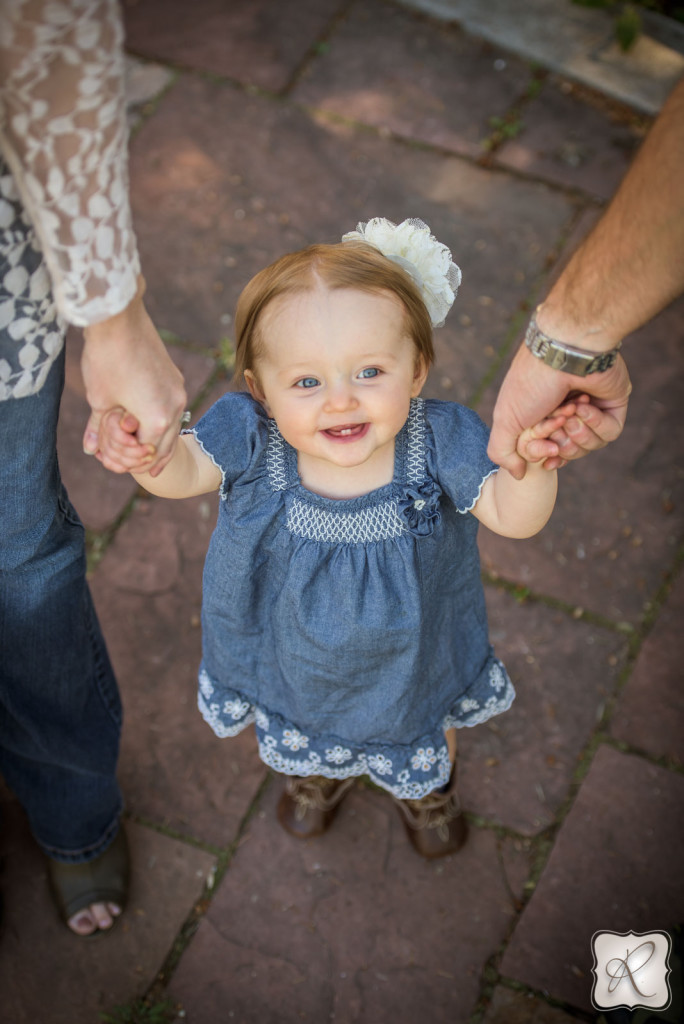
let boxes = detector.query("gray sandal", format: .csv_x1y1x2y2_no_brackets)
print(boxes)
47,827,130,933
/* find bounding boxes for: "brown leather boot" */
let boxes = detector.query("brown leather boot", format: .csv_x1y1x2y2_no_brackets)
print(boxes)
277,775,356,839
394,767,467,858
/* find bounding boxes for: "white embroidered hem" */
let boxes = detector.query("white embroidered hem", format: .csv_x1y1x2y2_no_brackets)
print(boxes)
197,668,515,800
184,427,227,499
457,466,499,514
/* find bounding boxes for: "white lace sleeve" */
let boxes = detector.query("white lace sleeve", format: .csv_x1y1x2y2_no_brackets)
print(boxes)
0,0,140,326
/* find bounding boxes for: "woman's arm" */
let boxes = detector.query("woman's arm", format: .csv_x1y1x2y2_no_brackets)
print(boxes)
0,1,187,474
0,0,139,324
81,277,187,476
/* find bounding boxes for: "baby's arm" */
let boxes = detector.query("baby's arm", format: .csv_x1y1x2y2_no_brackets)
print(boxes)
100,408,222,498
472,405,574,538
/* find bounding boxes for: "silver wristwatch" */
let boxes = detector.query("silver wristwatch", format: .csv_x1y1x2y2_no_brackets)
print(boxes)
524,310,621,376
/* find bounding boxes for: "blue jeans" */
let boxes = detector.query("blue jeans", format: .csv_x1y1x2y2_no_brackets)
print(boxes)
0,169,123,864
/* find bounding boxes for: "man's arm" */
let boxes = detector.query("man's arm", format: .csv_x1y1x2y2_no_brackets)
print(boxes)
488,74,684,478
1,1,186,475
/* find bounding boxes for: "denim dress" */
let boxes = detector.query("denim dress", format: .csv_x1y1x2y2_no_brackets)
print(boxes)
190,392,515,799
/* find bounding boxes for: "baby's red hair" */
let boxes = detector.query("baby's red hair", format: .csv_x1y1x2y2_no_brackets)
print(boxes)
233,241,434,381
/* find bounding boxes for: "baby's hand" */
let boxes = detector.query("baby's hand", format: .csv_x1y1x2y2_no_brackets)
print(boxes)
517,400,579,469
540,393,603,470
95,407,157,474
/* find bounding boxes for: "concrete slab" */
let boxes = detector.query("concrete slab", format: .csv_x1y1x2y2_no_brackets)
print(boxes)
90,491,266,849
0,802,215,1024
292,0,533,160
128,72,574,405
123,0,348,94
460,586,627,835
398,0,684,113
501,745,684,1012
169,784,529,1024
610,569,684,764
479,296,684,625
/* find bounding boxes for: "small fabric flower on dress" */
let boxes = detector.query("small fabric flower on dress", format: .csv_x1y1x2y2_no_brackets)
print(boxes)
411,747,438,771
398,481,442,536
325,745,353,764
368,753,393,776
223,697,250,721
282,728,309,751
341,217,461,327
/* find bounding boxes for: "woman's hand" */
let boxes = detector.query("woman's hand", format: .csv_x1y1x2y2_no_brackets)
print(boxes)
81,277,187,476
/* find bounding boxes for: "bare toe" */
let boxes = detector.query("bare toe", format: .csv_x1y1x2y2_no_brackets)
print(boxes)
67,909,98,936
89,901,115,930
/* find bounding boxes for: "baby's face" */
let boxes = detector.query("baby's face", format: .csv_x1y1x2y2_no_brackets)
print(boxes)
245,285,427,496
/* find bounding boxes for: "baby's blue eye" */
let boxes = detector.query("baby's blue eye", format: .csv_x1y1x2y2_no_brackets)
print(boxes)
358,367,380,379
295,377,320,389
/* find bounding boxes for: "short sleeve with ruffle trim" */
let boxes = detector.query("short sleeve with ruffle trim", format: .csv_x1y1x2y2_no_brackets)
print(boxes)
423,399,499,513
187,391,270,499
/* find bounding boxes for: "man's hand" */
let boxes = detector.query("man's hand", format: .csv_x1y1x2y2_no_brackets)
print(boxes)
81,278,187,476
488,343,631,478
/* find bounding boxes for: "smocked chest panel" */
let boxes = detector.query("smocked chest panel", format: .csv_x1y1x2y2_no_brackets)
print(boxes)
266,396,430,544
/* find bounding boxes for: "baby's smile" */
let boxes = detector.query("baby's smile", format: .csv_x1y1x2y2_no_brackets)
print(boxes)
321,422,369,441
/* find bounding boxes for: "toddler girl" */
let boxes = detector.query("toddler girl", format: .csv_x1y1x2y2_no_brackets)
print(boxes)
101,218,572,858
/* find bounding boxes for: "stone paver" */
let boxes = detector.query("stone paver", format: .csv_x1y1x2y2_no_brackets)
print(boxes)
610,570,684,764
496,76,648,200
292,0,533,160
481,987,582,1024
123,0,347,94
458,587,627,835
0,801,215,1024
170,783,529,1024
501,745,684,1012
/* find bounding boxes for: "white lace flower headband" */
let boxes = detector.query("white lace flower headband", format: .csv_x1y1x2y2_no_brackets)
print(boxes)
341,217,461,327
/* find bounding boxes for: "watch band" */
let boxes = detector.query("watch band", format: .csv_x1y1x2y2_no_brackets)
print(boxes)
524,310,621,376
